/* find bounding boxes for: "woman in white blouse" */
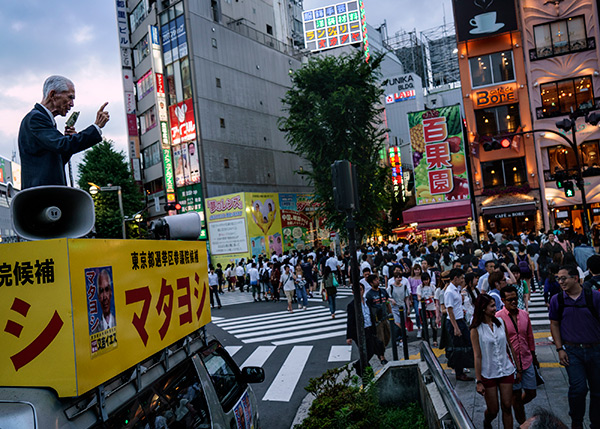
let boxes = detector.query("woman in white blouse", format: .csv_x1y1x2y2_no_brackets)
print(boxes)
470,294,521,429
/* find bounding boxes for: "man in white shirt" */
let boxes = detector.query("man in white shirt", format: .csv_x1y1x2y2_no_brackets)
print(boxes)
325,251,340,274
235,262,246,292
208,265,222,308
248,263,261,301
477,260,496,293
360,267,372,296
444,268,473,382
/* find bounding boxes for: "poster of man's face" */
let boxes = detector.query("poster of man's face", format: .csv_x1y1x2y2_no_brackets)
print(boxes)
98,270,113,320
86,266,117,335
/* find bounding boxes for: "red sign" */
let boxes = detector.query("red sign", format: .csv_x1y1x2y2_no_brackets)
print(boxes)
169,99,196,145
156,73,165,96
127,114,138,136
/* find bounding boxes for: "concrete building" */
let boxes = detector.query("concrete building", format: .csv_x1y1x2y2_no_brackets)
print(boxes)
116,0,311,228
519,0,600,237
453,0,542,240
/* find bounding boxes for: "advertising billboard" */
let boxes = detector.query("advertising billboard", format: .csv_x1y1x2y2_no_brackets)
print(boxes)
169,99,196,145
247,193,282,259
452,0,518,42
302,0,363,52
408,104,469,205
279,193,316,252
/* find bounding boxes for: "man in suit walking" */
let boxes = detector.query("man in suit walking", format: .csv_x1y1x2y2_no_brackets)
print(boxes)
18,75,110,189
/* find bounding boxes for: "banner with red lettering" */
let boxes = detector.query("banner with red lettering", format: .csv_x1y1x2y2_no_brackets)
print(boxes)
169,99,196,145
408,104,469,206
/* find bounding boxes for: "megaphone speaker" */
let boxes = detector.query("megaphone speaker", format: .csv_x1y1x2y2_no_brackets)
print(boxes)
11,186,95,241
163,211,202,240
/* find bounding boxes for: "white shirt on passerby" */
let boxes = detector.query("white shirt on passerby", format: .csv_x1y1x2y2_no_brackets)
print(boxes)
417,284,436,311
235,265,245,277
387,277,409,308
477,272,490,293
360,260,371,273
326,256,340,272
360,277,371,296
208,272,219,286
476,318,516,380
280,272,295,291
248,267,259,283
444,282,464,320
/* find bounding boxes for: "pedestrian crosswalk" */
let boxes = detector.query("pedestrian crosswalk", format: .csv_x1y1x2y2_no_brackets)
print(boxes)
223,343,354,404
213,305,347,345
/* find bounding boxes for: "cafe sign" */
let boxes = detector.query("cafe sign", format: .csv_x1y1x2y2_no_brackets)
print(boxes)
474,84,517,108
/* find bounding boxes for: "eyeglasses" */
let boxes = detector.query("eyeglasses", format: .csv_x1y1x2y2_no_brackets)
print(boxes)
557,276,571,282
504,297,518,303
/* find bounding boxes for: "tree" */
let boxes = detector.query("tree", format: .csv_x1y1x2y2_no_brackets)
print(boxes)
279,51,391,239
77,139,144,238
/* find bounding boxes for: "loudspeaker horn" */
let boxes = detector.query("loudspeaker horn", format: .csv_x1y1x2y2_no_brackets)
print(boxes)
151,211,202,240
11,186,95,241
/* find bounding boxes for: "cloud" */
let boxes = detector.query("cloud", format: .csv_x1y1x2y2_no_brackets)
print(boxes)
73,25,95,45
11,21,24,32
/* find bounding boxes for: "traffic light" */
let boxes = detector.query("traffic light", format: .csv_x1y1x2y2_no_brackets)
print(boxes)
165,202,182,211
586,111,600,126
563,181,575,197
554,170,566,189
556,118,574,132
331,160,360,212
482,138,510,151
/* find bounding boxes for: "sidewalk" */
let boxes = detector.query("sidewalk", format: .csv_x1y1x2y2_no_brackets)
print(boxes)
383,332,590,429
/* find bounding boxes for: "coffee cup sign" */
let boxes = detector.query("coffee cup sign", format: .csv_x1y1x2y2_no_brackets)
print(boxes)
474,85,517,108
469,11,504,34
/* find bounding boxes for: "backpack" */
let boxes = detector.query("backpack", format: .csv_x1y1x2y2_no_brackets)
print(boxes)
260,268,270,283
556,287,600,323
517,254,531,274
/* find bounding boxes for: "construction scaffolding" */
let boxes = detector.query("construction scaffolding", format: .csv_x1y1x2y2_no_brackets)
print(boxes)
384,21,460,89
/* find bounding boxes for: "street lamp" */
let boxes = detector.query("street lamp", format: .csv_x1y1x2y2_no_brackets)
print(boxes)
88,182,126,239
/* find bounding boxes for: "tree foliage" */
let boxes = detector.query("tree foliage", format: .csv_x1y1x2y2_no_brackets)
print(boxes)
279,51,391,238
77,139,144,238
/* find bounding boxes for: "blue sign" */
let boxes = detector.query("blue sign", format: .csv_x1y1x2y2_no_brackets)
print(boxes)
150,26,160,46
161,23,172,64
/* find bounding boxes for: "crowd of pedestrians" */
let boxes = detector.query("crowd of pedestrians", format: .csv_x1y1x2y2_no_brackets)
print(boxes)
210,227,600,428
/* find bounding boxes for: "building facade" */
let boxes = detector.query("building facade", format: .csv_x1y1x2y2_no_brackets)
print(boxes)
520,0,600,236
453,0,542,240
116,0,312,228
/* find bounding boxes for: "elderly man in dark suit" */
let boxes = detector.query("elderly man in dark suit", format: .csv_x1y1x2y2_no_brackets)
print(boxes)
18,75,110,189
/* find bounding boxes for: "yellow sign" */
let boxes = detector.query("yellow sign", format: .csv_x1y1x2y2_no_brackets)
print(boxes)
0,239,209,397
474,84,518,108
246,192,282,259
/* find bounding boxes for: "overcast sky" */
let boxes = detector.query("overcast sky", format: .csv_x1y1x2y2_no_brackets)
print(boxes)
0,0,453,169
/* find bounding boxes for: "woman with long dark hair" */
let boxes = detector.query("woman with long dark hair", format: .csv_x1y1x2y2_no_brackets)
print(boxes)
470,294,521,429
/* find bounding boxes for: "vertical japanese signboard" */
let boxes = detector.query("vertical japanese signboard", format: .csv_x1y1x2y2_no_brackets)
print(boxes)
408,104,469,205
389,147,402,197
279,193,315,253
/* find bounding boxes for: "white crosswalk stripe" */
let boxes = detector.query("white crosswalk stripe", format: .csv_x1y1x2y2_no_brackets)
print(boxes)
328,345,352,362
240,345,276,368
212,305,347,345
308,289,354,302
262,345,312,402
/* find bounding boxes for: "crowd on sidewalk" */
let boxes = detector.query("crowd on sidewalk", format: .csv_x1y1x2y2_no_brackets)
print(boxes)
211,227,600,429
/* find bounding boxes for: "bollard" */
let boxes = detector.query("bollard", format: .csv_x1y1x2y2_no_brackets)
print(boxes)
398,307,409,360
420,299,430,344
389,313,398,361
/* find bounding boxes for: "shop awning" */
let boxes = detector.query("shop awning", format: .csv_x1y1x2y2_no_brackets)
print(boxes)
481,202,537,217
416,219,468,230
402,200,471,230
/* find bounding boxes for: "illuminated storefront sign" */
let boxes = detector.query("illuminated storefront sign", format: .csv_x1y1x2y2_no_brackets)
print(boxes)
302,1,363,52
385,90,416,104
474,84,517,108
384,74,418,104
389,147,402,196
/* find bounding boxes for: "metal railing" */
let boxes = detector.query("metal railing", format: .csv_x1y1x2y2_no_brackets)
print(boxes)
420,341,476,429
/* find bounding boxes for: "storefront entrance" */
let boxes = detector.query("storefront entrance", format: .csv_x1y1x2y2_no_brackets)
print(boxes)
481,202,538,237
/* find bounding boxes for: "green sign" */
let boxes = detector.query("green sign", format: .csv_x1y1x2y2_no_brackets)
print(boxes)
162,148,175,194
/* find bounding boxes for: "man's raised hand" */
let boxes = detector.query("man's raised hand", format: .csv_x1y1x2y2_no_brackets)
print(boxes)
95,102,110,128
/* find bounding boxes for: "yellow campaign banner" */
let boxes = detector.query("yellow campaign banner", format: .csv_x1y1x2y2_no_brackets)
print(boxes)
246,192,283,258
0,239,210,397
0,240,76,394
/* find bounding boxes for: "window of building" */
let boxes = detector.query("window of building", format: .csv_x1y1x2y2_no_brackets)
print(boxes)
139,106,157,135
220,118,226,128
141,142,161,169
474,103,520,136
216,78,221,88
266,24,273,35
132,35,150,67
540,76,594,117
212,38,218,48
224,158,229,168
533,15,587,59
165,64,176,106
135,70,154,101
129,0,148,33
180,57,192,100
469,50,515,88
144,177,164,196
482,157,527,188
548,141,600,172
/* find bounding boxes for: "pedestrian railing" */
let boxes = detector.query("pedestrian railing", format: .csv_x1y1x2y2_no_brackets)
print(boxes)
420,341,476,429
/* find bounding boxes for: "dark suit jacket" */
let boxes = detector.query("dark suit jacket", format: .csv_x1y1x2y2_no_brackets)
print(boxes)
18,103,101,188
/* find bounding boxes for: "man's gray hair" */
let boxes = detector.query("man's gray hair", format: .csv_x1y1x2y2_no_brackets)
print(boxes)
43,75,74,98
